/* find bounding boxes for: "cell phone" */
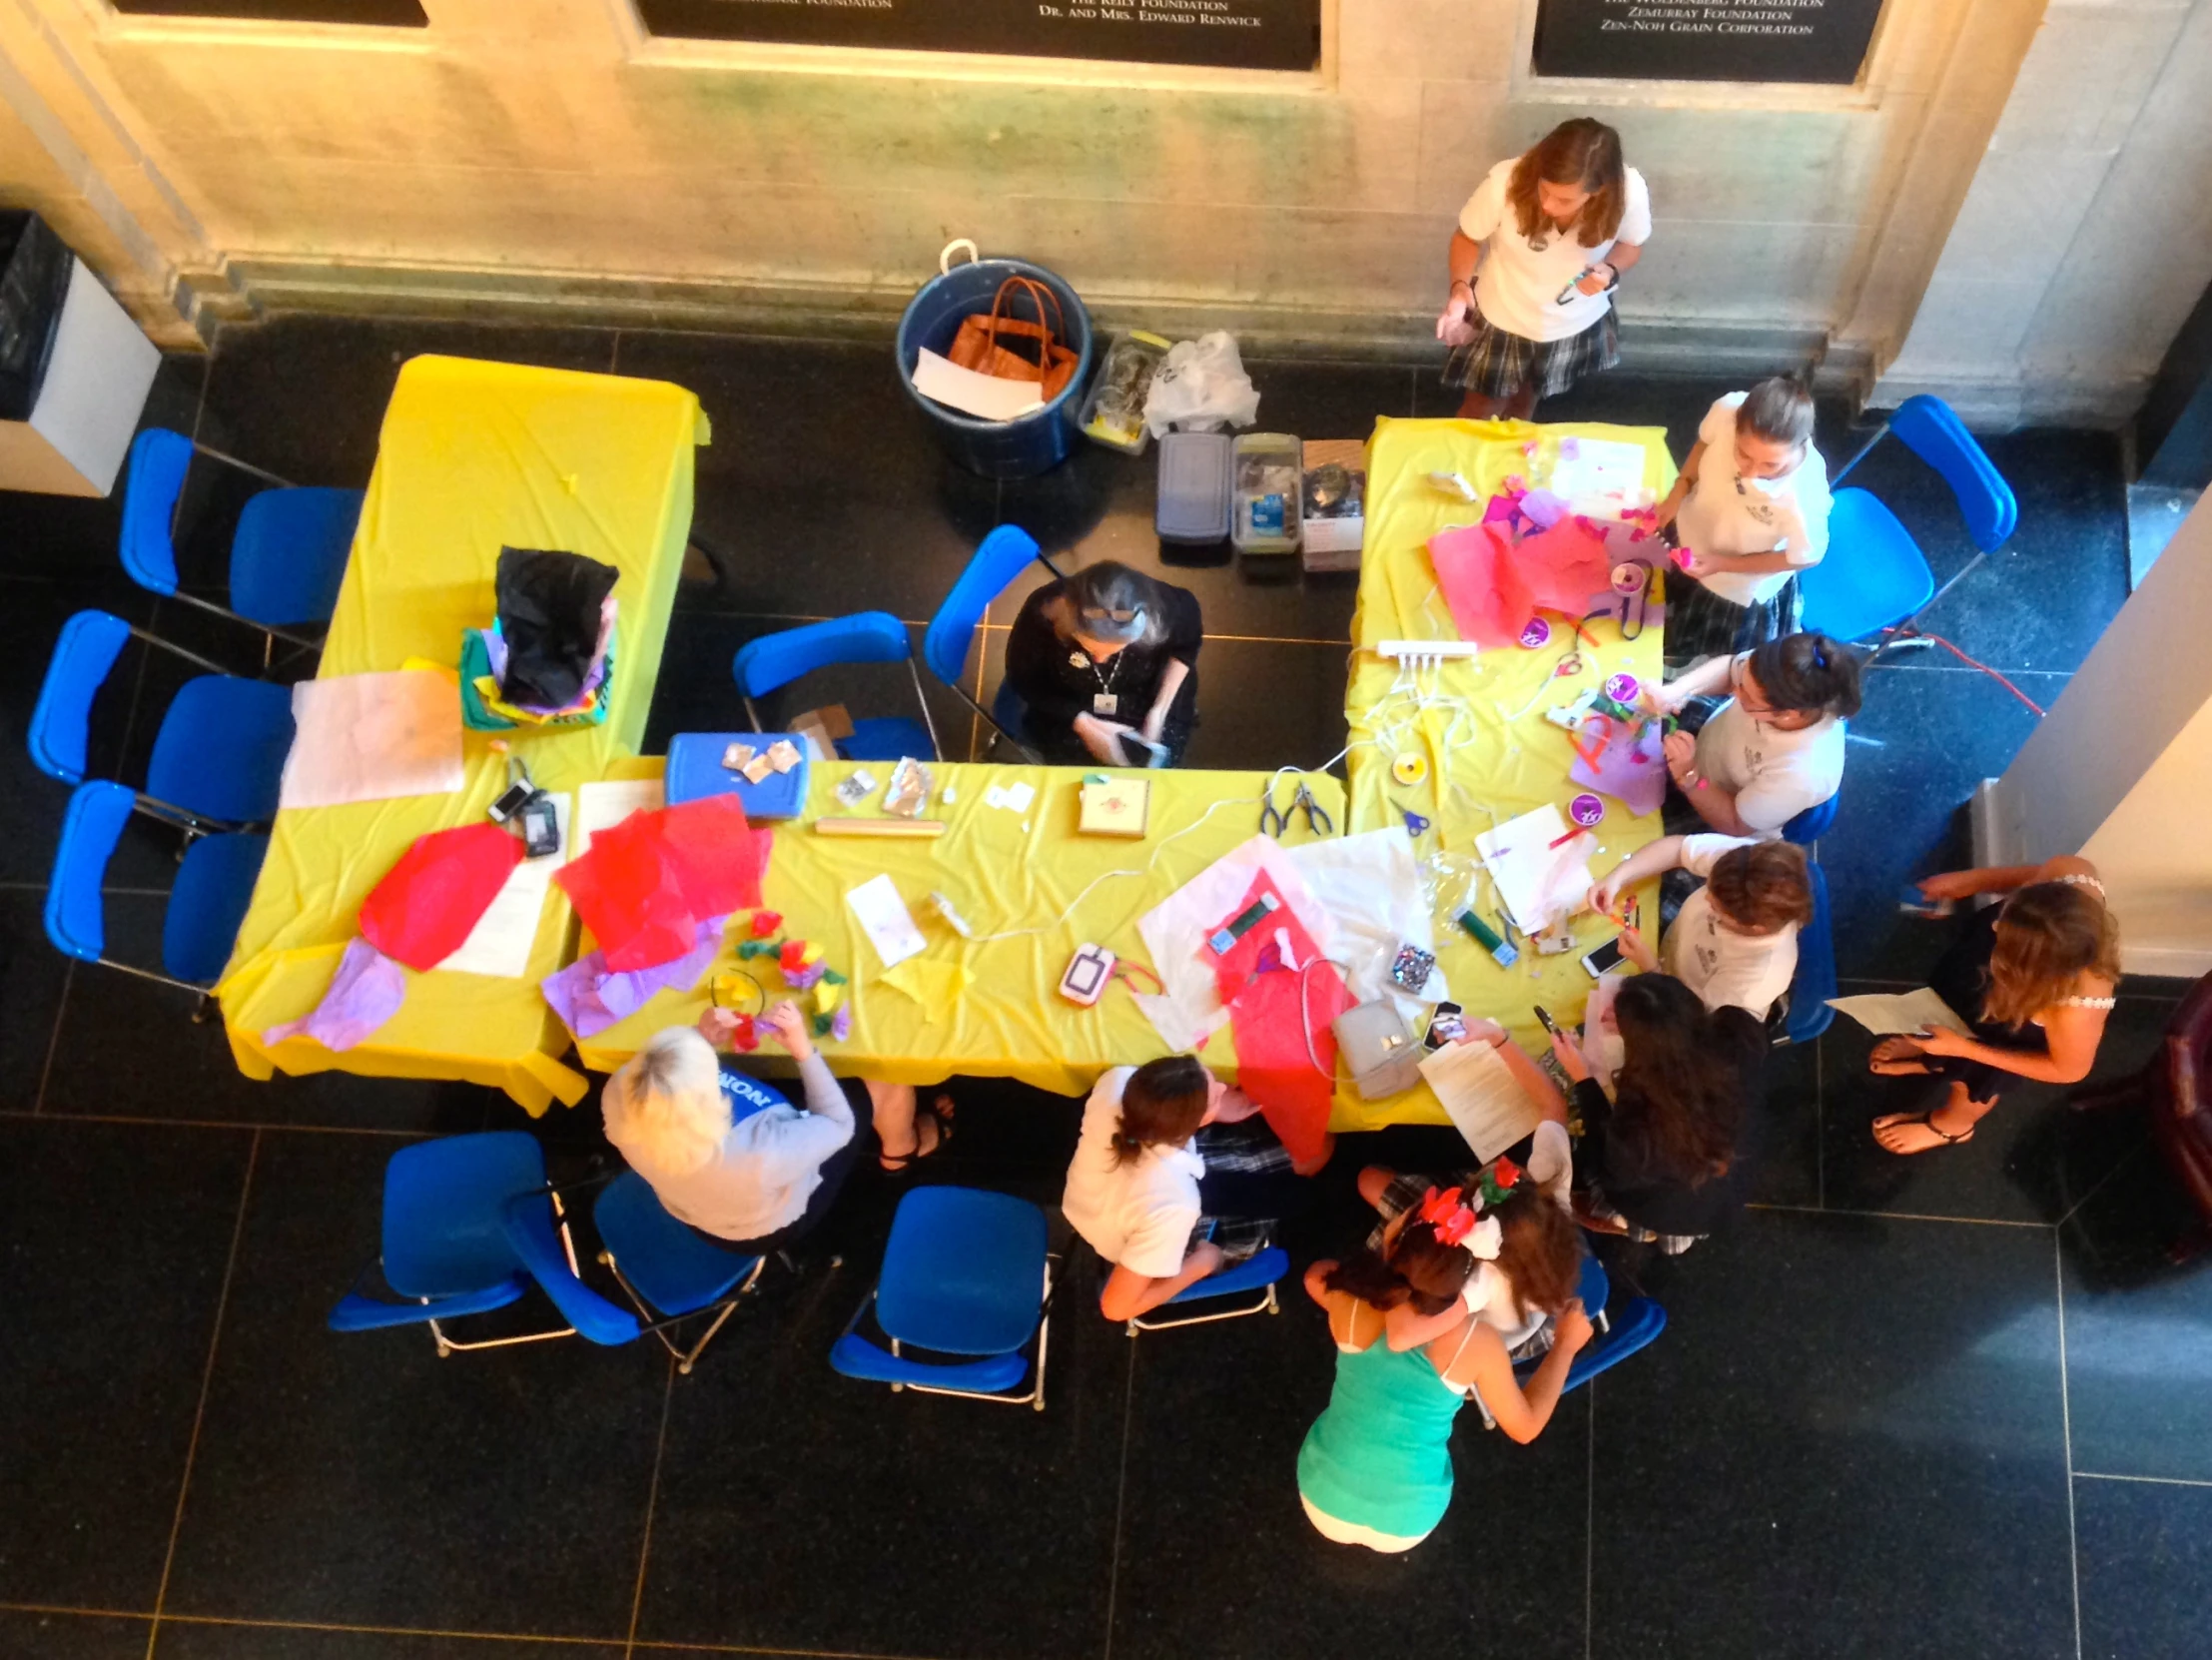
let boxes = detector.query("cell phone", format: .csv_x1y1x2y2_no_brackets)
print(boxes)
1898,884,1956,919
1532,1004,1561,1037
1425,1001,1467,1050
1581,937,1626,979
487,780,534,823
519,794,561,859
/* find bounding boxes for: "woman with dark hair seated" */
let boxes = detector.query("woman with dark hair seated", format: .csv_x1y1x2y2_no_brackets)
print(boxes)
1652,629,1860,840
1296,1170,1595,1551
1003,559,1202,767
1870,853,2120,1155
1549,974,1767,1253
1061,1054,1309,1322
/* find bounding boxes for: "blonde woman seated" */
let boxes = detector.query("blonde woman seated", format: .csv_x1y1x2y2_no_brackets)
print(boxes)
1870,854,2120,1155
600,1003,940,1253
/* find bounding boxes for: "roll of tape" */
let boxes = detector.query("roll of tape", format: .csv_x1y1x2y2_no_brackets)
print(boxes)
1391,752,1429,787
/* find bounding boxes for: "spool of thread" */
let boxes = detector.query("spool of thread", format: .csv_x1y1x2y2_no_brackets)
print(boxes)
1391,752,1429,787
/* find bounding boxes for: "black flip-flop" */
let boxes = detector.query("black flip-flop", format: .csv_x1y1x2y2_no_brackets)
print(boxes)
880,1093,956,1173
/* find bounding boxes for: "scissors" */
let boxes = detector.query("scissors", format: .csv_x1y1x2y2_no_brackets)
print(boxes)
1260,781,1335,840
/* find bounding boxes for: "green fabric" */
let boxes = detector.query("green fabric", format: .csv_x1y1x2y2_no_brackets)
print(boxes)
1295,1338,1464,1539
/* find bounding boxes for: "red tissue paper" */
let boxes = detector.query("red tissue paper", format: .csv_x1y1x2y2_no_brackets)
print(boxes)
555,794,769,972
1204,872,1351,1167
358,822,524,972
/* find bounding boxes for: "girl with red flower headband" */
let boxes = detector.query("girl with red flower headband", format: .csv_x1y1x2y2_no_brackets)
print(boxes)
1295,1167,1594,1552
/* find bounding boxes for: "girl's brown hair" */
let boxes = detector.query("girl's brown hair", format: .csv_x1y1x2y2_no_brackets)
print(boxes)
1610,976,1760,1189
1508,118,1628,248
1491,1195,1584,1323
1983,883,2121,1027
1738,377,1817,449
1323,1220,1477,1318
1109,1055,1211,1169
1707,841,1816,935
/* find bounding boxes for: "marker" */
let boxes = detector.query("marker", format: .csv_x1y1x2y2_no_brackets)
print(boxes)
1548,827,1587,850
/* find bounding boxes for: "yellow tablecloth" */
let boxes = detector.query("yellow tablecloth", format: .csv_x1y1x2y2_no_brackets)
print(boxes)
1333,417,1677,1131
576,763,1344,1096
217,356,710,1114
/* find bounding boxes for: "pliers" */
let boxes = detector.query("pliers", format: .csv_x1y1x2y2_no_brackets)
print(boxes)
1260,781,1335,839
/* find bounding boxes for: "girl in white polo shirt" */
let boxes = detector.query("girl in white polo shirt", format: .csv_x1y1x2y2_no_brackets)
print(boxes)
1590,835,1814,1024
1654,632,1860,840
1658,377,1834,669
1436,118,1652,420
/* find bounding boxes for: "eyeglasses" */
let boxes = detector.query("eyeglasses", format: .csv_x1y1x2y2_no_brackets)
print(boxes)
1730,657,1779,717
1081,606,1139,624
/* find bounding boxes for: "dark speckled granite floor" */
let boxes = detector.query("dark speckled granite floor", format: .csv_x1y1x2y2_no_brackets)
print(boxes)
0,321,2203,1660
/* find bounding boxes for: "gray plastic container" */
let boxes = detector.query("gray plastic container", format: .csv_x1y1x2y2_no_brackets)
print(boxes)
1155,431,1232,544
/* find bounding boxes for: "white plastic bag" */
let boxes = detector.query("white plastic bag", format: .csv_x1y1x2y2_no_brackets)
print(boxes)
1142,331,1261,437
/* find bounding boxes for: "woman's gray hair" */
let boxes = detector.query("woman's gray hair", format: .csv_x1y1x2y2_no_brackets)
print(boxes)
1053,560,1166,650
1738,377,1816,448
602,1027,728,1175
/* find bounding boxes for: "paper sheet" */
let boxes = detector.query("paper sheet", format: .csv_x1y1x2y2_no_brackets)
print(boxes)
280,670,465,810
1476,804,1597,934
879,958,975,1023
846,874,927,970
1419,1038,1543,1163
574,778,663,855
1548,437,1651,512
442,795,573,978
912,347,1046,422
1825,988,1972,1038
1285,828,1446,1011
1133,835,1335,1054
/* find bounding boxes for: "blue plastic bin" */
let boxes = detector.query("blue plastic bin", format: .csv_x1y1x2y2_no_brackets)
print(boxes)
898,242,1095,480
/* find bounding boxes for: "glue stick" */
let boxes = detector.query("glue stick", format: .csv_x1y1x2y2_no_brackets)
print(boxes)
1458,909,1519,969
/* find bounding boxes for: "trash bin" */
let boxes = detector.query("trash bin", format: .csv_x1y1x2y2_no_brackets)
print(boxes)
897,240,1095,480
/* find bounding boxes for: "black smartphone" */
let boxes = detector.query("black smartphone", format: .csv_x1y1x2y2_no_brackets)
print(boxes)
1581,936,1626,979
1425,1000,1467,1050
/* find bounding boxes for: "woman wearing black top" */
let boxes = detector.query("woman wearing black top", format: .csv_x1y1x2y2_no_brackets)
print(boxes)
1547,974,1765,1252
1003,561,1202,767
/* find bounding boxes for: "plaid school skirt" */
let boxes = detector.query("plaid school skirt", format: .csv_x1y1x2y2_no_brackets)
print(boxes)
1442,307,1620,400
1663,564,1803,674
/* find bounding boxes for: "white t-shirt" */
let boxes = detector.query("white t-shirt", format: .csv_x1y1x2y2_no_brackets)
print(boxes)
1459,159,1653,344
1662,834,1800,1020
1676,393,1834,606
1062,1067,1203,1280
1460,1119,1574,1349
1693,674,1845,836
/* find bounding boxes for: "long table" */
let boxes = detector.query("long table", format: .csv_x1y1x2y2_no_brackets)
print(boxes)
1331,417,1677,1132
216,356,711,1114
576,762,1344,1097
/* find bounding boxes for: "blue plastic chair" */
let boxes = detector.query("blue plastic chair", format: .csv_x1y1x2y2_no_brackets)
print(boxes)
921,524,1064,762
732,611,940,764
593,1171,767,1373
501,1188,645,1348
1801,396,2017,653
46,780,268,993
30,609,295,832
830,1186,1058,1410
121,426,362,649
1782,792,1839,847
1119,1245,1291,1335
1474,1251,1667,1428
1782,860,1836,1045
329,1133,547,1353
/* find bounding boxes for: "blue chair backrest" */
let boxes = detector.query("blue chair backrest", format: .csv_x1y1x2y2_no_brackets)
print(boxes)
1782,792,1839,846
119,427,194,597
1885,397,2017,554
878,1186,1049,1356
501,1194,642,1346
1784,862,1836,1045
383,1132,547,1297
922,524,1043,687
733,611,912,700
45,780,132,962
1575,1250,1611,1320
29,610,131,785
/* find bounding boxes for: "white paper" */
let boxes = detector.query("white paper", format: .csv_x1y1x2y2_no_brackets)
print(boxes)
913,348,1046,422
846,873,927,970
1476,805,1597,934
280,670,464,810
1286,827,1447,1011
1133,835,1335,1055
1825,988,1972,1038
1419,1038,1543,1164
441,794,573,978
574,778,664,856
1581,969,1630,1095
1549,437,1650,511
985,781,1037,812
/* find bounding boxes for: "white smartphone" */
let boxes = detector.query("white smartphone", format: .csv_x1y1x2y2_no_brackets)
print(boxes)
1581,937,1626,979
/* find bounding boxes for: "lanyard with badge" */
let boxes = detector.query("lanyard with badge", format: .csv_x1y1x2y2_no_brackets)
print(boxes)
1072,644,1127,717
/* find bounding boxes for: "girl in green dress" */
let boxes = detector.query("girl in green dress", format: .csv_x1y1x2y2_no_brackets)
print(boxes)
1297,1178,1594,1551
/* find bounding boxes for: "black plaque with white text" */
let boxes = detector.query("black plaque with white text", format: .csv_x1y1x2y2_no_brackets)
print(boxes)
1534,0,1883,83
639,0,1322,72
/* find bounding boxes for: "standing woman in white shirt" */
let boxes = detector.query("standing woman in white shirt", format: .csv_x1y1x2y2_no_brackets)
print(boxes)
1657,377,1835,669
1436,118,1652,419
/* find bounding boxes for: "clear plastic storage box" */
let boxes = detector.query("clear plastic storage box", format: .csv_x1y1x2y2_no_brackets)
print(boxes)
1231,431,1303,554
1078,331,1171,455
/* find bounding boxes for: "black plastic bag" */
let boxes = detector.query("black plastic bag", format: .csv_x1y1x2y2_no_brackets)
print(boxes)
495,546,618,709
